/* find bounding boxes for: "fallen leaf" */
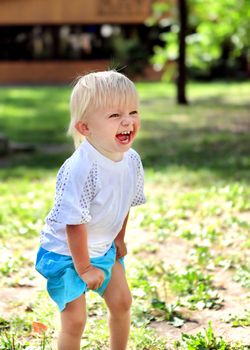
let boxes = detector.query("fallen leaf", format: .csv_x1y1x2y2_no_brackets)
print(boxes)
32,321,48,333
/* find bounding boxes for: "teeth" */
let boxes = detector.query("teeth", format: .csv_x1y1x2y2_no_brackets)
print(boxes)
120,131,131,135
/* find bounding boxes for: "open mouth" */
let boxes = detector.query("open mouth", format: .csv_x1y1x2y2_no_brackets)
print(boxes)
116,131,133,144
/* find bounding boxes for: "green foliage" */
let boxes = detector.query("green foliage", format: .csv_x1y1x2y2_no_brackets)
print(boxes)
0,332,29,350
151,299,185,327
128,261,186,327
81,318,109,349
174,321,246,349
109,35,151,76
0,314,53,350
0,253,28,277
233,265,250,289
130,326,166,349
166,266,223,310
224,310,250,327
149,0,250,77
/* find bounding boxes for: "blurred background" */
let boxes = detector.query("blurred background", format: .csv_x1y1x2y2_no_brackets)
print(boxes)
0,0,161,84
0,0,249,85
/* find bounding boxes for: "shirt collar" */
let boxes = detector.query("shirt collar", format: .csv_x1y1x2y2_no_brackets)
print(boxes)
80,139,127,170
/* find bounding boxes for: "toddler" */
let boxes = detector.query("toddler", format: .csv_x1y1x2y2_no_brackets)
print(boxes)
35,70,146,350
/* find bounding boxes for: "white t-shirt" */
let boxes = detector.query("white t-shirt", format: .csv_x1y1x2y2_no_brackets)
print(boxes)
40,140,146,257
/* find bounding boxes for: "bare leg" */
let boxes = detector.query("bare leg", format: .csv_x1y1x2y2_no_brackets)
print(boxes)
103,261,132,350
58,294,87,350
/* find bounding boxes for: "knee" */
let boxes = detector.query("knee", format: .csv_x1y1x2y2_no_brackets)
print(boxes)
71,317,86,335
109,292,133,316
62,314,86,336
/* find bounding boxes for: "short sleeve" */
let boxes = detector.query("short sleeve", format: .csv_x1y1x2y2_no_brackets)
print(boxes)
47,159,98,225
130,151,146,207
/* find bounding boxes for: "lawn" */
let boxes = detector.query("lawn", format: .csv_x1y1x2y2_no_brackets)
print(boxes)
0,81,249,349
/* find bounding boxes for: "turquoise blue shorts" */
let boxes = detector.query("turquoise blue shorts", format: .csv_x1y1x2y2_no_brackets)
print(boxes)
35,243,125,311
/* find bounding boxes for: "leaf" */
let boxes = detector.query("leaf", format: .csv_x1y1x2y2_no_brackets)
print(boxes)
32,321,48,334
169,316,185,328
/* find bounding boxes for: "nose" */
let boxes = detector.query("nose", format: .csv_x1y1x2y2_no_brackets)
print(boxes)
121,114,132,127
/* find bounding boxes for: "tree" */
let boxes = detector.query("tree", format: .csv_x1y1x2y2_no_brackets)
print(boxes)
177,0,188,104
149,0,250,104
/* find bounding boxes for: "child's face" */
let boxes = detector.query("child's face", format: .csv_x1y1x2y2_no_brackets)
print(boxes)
76,102,140,161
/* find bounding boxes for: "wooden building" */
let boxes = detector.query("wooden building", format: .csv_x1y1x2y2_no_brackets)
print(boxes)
0,0,162,84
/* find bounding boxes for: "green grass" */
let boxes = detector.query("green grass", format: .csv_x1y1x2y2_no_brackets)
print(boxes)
0,87,70,144
174,321,248,350
0,81,250,349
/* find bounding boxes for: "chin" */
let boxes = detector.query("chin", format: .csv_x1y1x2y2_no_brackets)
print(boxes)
115,141,133,151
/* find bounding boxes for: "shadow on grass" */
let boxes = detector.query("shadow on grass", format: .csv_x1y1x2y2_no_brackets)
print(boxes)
142,96,250,111
1,84,250,183
1,123,250,183
1,82,249,144
135,120,250,182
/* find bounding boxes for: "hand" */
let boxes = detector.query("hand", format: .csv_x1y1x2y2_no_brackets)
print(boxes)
80,266,104,290
114,239,127,260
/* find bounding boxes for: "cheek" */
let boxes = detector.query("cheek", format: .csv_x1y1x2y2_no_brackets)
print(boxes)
135,118,141,129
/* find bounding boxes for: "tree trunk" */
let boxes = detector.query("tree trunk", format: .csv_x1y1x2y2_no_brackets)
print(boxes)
177,0,188,104
0,133,9,155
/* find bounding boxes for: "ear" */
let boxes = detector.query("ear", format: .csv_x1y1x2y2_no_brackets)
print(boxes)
75,121,90,136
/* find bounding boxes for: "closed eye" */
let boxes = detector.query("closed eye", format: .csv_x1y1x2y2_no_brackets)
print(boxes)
109,113,120,118
130,111,138,116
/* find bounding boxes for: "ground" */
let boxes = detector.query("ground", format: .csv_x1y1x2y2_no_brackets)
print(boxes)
0,226,249,349
126,221,250,349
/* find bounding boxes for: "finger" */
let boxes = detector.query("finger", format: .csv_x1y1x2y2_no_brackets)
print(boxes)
87,281,98,290
117,251,125,259
94,283,102,290
117,249,123,258
95,279,103,290
90,284,98,290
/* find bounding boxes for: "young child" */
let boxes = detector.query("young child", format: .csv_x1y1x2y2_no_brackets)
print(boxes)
35,70,146,350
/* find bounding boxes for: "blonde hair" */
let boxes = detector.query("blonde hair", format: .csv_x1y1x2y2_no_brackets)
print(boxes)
68,70,139,148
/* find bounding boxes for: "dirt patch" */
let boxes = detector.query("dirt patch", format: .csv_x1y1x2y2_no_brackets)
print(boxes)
0,287,37,316
1,225,249,348
150,251,250,348
151,320,250,349
0,274,44,318
127,223,250,348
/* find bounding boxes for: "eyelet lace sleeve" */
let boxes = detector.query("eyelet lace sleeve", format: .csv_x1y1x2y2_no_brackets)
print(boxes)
130,151,146,207
47,160,98,225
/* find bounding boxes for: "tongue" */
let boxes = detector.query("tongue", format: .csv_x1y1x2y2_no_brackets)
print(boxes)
116,134,128,142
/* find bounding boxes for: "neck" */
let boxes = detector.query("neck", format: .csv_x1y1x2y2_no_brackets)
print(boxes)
86,139,124,162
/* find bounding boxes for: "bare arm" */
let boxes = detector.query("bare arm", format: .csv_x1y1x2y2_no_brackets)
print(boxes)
66,224,104,289
66,224,91,275
114,212,129,259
